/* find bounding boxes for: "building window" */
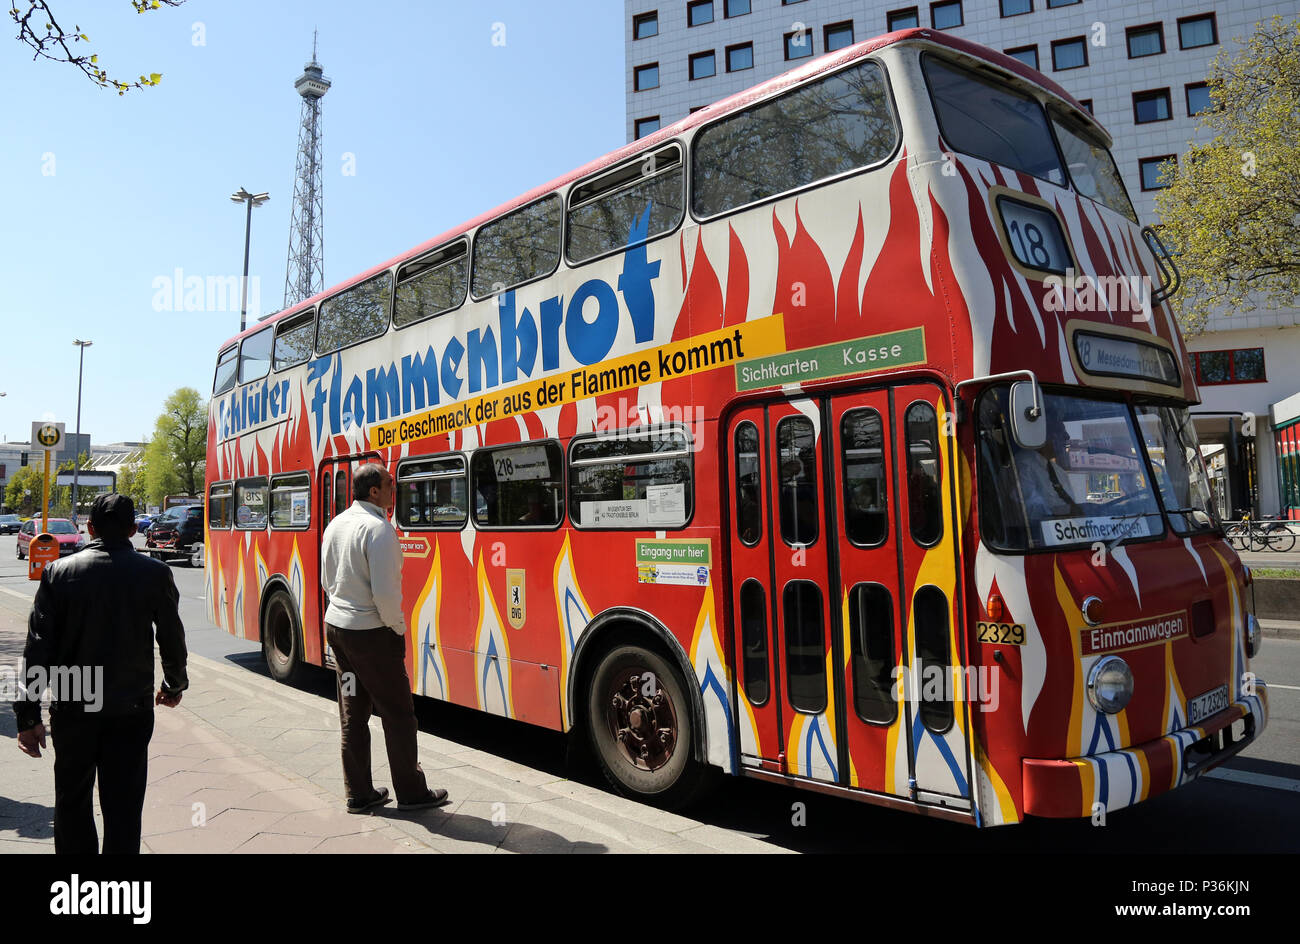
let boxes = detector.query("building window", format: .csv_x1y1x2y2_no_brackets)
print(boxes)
1139,155,1176,191
634,116,660,138
1051,36,1087,70
1001,0,1032,15
633,11,658,39
634,63,659,91
725,0,749,15
888,6,920,30
1047,0,1080,6
1078,98,1094,114
687,0,713,27
1133,88,1172,123
689,50,716,79
1194,348,1266,385
931,1,963,29
1127,23,1165,58
784,28,813,60
1186,82,1212,115
824,21,855,52
726,42,753,72
1178,14,1217,49
1005,45,1039,69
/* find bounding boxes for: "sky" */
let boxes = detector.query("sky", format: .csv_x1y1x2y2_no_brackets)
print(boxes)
0,0,625,445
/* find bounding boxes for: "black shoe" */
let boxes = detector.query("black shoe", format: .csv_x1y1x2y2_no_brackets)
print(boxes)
397,788,449,810
346,787,391,814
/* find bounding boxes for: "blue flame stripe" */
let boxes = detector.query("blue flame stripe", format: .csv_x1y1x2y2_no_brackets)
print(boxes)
699,663,736,771
911,715,968,794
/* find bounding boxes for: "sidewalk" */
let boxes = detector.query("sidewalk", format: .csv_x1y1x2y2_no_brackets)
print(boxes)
0,589,783,854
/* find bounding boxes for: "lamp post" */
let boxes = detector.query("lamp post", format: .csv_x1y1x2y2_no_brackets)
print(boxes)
72,339,92,527
230,188,269,333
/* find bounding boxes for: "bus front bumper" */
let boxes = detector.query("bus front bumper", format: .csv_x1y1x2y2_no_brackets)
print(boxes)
1021,685,1268,819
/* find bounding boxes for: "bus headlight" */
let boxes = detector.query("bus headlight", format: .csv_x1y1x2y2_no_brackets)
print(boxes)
1087,656,1133,714
1246,613,1261,659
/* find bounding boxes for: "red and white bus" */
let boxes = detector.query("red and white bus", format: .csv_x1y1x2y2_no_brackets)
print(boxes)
205,28,1267,823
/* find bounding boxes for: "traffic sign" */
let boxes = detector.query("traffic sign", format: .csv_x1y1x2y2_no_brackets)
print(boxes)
31,421,64,454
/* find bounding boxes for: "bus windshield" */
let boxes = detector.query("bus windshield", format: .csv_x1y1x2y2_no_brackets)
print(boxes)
977,388,1165,551
923,56,1066,187
1134,403,1217,534
1050,114,1135,220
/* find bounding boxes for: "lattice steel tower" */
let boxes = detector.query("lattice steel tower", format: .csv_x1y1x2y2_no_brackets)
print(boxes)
283,33,330,307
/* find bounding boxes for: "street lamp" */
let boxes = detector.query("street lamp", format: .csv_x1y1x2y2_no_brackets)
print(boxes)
72,339,92,527
230,188,270,333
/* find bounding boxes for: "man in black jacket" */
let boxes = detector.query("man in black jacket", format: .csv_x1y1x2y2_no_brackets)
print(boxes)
13,493,188,854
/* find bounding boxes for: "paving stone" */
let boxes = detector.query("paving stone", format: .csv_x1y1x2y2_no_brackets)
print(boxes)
234,832,322,854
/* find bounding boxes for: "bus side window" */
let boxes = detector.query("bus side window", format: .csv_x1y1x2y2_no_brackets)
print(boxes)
842,409,888,546
470,442,564,528
776,416,819,546
848,583,896,724
334,469,348,518
784,580,827,713
740,579,770,705
735,421,762,546
914,585,953,734
905,402,943,547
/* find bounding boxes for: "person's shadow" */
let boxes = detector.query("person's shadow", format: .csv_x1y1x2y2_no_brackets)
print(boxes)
384,807,608,854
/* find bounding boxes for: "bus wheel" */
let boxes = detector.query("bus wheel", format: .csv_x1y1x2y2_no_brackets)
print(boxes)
262,589,303,685
586,645,701,809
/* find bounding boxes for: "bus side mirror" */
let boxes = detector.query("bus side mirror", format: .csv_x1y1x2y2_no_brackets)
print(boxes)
1010,382,1046,450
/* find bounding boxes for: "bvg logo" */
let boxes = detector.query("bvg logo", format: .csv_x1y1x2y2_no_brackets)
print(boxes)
35,425,60,447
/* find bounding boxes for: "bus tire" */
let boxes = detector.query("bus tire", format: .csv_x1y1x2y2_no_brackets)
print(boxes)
262,589,304,685
586,644,703,810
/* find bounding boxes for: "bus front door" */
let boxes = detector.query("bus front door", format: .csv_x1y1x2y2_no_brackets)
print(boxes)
727,386,972,811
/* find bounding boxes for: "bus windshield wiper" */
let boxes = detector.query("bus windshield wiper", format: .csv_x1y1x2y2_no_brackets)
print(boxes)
1105,512,1153,555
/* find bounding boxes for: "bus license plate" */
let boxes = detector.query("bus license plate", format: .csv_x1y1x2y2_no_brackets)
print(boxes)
1188,684,1229,725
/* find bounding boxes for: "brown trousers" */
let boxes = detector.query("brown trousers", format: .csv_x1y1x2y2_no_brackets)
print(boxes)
326,624,429,804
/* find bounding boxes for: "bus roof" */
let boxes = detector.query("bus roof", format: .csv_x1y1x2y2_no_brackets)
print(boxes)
222,28,1103,352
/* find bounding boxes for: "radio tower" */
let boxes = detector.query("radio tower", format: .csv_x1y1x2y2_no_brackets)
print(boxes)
283,32,330,307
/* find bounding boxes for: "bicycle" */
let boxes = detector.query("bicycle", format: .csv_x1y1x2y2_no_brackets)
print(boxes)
1225,513,1296,552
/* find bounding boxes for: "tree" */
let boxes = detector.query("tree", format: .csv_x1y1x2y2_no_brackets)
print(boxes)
1154,16,1300,334
4,465,44,516
9,0,183,95
142,387,206,504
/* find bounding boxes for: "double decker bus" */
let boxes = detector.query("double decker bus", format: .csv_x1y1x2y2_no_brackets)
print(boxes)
205,28,1267,823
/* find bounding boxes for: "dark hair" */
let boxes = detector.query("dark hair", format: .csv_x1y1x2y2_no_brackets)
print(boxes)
353,464,388,502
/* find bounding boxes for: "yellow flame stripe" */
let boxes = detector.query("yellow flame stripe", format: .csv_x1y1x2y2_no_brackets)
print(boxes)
1054,563,1085,758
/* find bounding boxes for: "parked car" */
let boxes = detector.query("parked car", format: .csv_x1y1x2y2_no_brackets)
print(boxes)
143,504,204,566
16,518,85,559
0,515,20,534
135,514,154,532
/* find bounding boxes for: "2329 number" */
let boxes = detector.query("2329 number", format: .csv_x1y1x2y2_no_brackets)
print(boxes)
977,621,1026,645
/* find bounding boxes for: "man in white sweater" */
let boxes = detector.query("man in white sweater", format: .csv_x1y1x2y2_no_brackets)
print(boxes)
320,463,447,813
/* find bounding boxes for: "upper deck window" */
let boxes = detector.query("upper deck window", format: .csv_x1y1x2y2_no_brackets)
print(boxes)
315,271,392,354
923,56,1065,186
238,325,273,384
692,59,897,219
567,145,684,265
213,345,238,395
394,242,468,328
471,195,561,298
273,310,315,370
1050,114,1136,220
